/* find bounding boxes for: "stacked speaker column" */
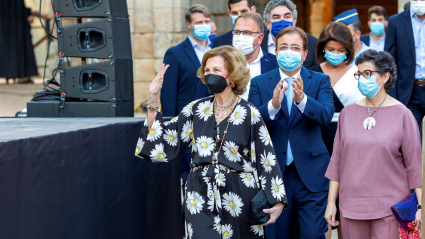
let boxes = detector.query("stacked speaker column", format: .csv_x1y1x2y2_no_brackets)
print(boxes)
27,0,134,117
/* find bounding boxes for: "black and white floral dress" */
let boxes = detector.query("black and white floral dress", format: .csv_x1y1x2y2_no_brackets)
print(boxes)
135,96,287,239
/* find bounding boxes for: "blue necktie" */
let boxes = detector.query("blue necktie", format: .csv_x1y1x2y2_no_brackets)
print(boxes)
285,77,295,166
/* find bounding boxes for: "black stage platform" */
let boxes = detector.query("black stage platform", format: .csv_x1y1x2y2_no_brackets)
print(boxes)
0,118,182,239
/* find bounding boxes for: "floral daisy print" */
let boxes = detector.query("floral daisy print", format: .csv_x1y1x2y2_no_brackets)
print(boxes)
186,191,205,215
135,97,286,238
230,105,247,125
223,141,241,162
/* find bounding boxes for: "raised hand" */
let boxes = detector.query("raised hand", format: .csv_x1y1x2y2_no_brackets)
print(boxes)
149,64,170,97
293,74,305,104
262,203,284,226
272,79,289,110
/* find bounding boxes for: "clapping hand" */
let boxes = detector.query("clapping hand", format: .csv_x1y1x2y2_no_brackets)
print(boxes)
272,80,289,110
149,64,170,98
293,75,305,104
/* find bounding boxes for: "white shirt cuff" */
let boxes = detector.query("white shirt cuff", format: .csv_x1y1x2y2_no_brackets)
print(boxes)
268,100,280,120
295,94,307,113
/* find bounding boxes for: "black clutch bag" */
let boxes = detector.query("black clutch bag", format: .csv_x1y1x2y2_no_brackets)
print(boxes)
250,190,270,225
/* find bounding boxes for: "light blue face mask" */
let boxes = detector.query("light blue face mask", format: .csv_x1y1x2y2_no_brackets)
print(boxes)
231,15,239,25
192,24,211,41
370,22,385,36
324,51,347,66
358,75,384,98
277,50,302,71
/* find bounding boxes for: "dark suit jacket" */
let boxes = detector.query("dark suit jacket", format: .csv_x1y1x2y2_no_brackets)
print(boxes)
211,30,233,48
195,50,278,99
385,9,416,106
248,67,334,192
360,34,370,46
161,37,201,117
261,30,318,69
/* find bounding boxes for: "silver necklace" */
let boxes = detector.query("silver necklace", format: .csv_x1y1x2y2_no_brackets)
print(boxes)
363,94,388,130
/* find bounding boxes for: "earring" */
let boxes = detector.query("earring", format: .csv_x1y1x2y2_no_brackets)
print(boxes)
232,83,235,87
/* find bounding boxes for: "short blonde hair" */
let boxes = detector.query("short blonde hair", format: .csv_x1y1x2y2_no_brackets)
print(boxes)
197,46,250,95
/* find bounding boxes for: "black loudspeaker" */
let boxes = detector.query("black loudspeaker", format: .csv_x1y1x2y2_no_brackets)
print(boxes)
27,101,134,117
53,0,129,18
60,60,133,102
58,18,131,60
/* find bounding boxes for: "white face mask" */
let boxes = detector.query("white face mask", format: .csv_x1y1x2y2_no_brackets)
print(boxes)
411,0,425,16
232,34,259,56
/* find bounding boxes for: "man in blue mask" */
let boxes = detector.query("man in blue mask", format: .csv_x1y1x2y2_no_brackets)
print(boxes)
248,26,334,239
334,9,370,64
262,0,318,69
211,0,256,48
160,4,212,207
360,6,388,52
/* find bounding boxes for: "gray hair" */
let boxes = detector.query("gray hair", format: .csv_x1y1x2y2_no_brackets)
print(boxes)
235,13,264,33
263,0,298,24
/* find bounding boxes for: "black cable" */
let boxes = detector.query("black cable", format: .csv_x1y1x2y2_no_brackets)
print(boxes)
31,0,61,102
38,0,57,40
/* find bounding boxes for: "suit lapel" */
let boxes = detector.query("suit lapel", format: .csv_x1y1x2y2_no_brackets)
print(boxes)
403,10,416,60
288,67,312,127
260,53,270,74
261,30,269,52
267,68,289,120
183,38,201,68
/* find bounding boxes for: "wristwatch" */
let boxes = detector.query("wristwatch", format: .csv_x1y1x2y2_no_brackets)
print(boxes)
418,205,422,210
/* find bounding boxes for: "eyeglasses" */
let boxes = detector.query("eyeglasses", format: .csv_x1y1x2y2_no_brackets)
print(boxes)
354,70,382,80
277,45,305,53
232,30,261,37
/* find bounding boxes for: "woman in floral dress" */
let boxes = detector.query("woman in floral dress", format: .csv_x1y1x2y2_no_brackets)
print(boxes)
136,46,287,239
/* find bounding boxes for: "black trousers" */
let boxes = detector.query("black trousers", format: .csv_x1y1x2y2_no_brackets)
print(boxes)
407,84,425,134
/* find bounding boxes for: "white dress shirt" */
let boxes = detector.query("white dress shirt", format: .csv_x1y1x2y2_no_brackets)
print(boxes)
267,68,307,120
240,49,264,100
267,32,276,55
368,33,386,52
353,42,370,64
188,35,211,63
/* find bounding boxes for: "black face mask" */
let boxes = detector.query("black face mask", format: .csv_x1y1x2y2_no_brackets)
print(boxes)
205,74,229,94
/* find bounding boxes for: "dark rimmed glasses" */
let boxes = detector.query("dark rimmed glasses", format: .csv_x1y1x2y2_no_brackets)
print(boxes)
354,70,382,80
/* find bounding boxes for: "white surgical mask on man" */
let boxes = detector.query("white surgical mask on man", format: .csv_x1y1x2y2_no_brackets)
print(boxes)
232,34,259,55
411,0,425,16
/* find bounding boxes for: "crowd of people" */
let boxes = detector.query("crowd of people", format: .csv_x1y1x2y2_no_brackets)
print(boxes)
135,0,424,238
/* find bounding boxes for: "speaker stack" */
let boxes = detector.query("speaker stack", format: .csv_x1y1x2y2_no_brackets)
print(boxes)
27,0,134,117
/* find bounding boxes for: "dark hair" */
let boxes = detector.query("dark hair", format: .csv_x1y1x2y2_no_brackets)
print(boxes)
276,26,308,50
350,21,363,34
368,6,387,20
235,13,264,33
316,22,354,65
355,49,397,91
185,4,211,23
228,0,253,10
404,1,410,10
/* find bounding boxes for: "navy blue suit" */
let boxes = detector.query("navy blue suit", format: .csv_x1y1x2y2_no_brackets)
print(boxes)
248,67,334,239
195,50,278,99
360,34,370,46
161,37,201,194
161,37,201,117
385,9,425,130
385,9,416,106
211,30,233,48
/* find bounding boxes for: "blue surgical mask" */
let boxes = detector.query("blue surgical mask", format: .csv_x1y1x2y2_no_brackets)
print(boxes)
208,34,217,42
277,50,302,71
324,51,347,66
358,75,383,98
231,15,239,25
370,22,385,36
192,24,211,41
271,20,293,38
